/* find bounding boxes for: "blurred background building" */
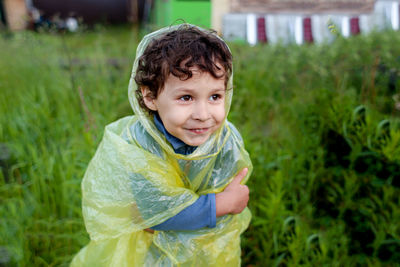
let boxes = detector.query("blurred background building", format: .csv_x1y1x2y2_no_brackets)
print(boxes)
222,0,399,44
0,0,399,44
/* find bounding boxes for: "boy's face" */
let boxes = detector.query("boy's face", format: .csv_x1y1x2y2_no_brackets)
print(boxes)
142,67,226,146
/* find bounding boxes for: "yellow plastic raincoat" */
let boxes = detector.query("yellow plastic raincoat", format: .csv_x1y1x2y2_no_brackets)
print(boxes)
71,24,252,267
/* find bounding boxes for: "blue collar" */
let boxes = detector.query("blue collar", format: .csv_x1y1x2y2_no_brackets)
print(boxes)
153,114,197,155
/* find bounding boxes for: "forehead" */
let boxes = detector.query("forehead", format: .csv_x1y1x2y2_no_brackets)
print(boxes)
169,66,225,83
166,73,225,92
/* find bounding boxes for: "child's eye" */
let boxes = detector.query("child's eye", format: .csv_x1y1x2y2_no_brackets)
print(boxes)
209,94,222,101
179,95,192,101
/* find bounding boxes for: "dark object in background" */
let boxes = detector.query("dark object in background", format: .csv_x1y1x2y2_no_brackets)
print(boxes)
377,238,400,263
0,0,6,27
0,143,12,183
0,246,11,267
29,7,79,32
343,208,375,256
32,0,149,24
323,129,351,168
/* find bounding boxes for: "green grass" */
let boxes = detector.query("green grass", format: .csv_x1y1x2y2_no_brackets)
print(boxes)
1,26,399,266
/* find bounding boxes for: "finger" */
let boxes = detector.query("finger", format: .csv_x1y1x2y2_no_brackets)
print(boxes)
232,168,248,185
243,185,249,195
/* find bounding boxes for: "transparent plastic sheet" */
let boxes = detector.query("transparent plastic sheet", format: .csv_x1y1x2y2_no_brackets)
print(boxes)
71,24,252,266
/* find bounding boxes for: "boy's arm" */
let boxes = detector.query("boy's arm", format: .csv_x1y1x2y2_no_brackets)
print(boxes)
149,193,216,231
145,168,249,233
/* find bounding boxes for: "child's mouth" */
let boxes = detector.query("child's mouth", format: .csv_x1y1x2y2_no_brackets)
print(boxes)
188,128,209,134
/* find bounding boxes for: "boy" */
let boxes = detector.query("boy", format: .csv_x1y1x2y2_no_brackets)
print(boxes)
71,24,252,266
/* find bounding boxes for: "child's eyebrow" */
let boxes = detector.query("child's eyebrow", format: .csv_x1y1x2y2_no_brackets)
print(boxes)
210,88,226,94
173,87,226,93
173,87,194,92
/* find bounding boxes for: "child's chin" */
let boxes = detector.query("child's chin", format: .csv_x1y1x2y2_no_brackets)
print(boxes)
184,136,209,147
186,141,205,147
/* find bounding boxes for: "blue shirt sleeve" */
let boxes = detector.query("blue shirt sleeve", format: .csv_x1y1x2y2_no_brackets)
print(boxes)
150,193,216,231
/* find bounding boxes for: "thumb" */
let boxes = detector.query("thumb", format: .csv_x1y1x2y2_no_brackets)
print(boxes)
231,168,248,185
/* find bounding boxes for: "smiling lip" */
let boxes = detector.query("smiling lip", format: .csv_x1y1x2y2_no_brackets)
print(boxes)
186,127,210,134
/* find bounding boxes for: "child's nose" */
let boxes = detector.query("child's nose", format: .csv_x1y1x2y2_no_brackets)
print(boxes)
192,101,210,121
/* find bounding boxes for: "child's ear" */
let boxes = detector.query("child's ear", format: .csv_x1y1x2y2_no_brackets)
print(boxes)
141,87,158,111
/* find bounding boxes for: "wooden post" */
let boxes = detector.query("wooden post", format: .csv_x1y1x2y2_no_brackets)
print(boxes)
3,0,28,30
212,0,230,33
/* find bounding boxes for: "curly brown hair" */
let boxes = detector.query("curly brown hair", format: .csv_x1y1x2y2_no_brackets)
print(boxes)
134,24,233,114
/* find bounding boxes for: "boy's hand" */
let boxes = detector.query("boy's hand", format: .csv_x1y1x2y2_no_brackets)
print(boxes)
216,168,249,217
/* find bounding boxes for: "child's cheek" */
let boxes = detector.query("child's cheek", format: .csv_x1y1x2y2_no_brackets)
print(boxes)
169,106,189,125
216,105,226,122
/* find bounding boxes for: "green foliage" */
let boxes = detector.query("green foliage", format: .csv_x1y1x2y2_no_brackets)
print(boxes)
1,27,400,266
0,26,137,266
229,31,400,266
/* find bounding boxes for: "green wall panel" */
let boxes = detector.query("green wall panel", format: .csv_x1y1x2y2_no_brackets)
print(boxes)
154,0,211,28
